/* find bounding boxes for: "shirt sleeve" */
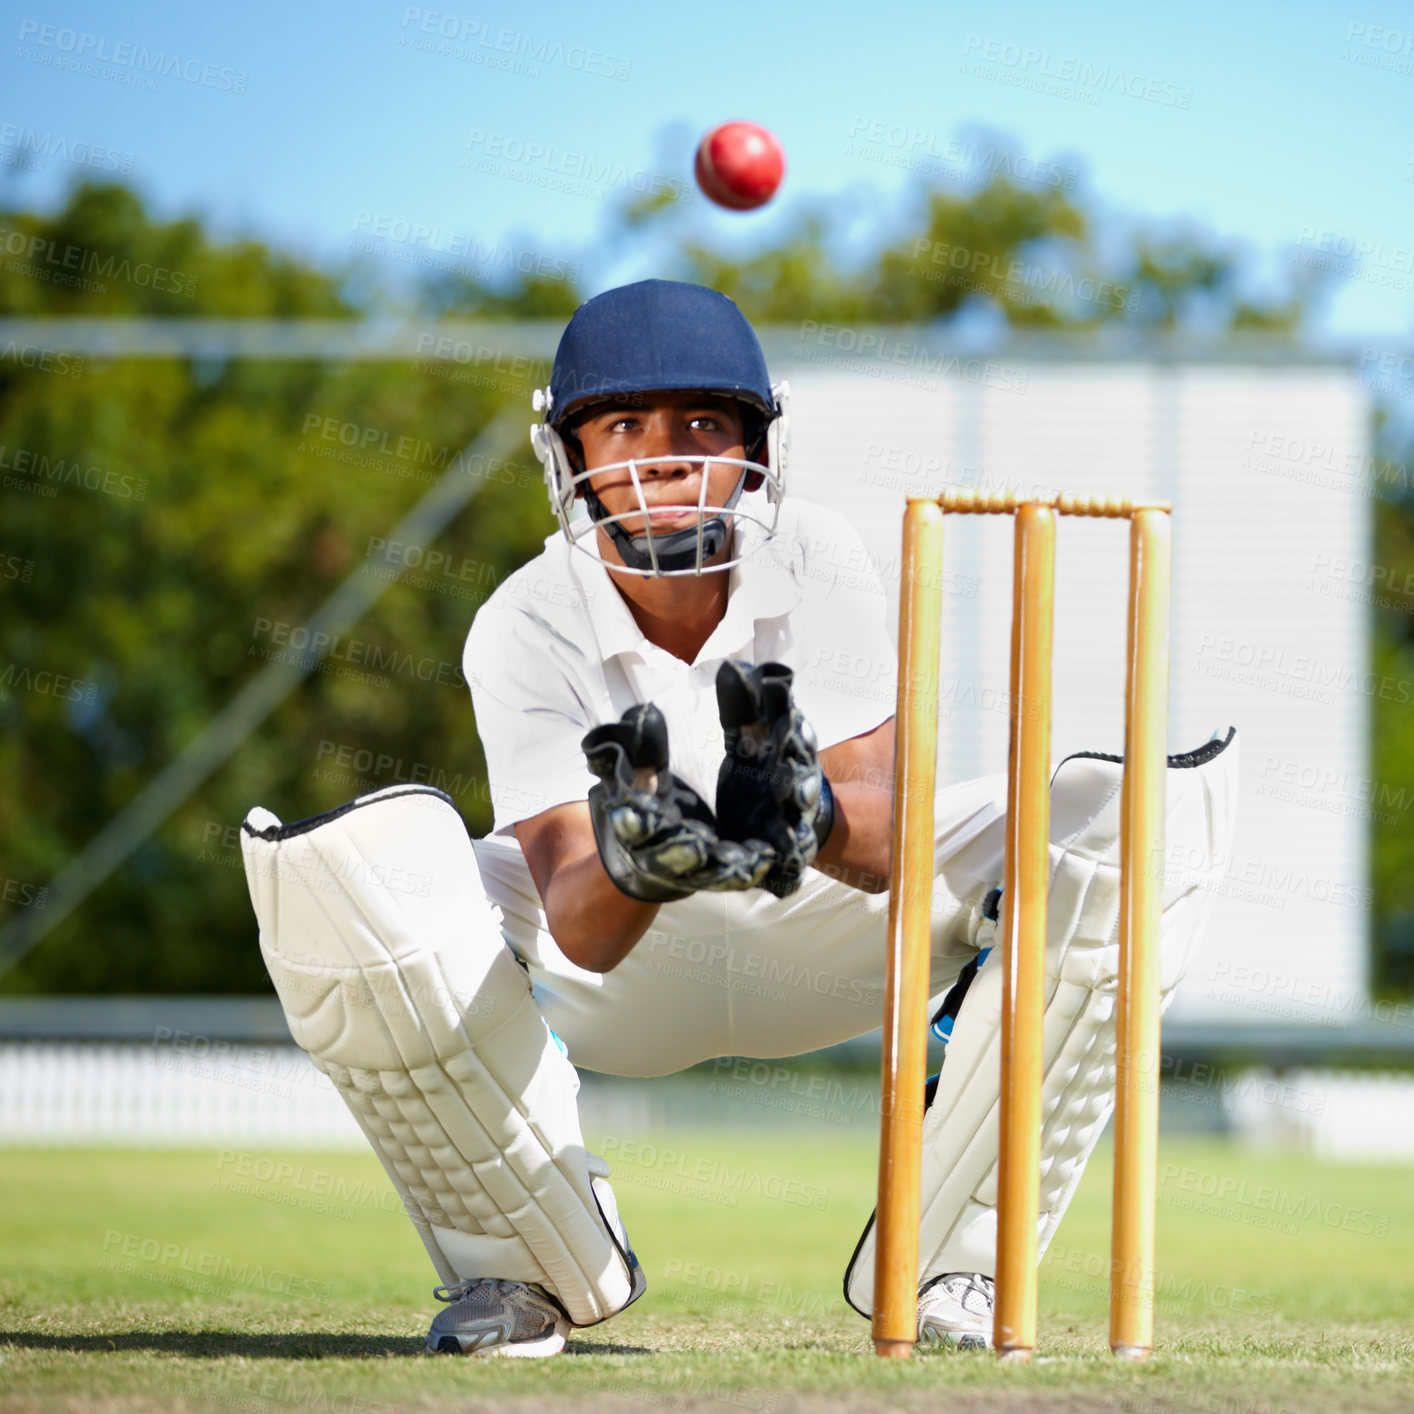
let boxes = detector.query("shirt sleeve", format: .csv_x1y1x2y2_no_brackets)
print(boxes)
464,600,599,835
784,503,898,747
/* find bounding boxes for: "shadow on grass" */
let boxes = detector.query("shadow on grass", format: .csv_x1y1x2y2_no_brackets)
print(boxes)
564,1339,657,1357
0,1329,654,1359
0,1330,423,1359
0,1323,661,1357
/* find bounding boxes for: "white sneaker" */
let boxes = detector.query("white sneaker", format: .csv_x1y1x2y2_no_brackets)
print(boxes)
916,1272,994,1350
426,1278,571,1357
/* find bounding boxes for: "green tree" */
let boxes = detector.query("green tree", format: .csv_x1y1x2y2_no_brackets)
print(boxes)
0,183,565,993
1369,418,1414,998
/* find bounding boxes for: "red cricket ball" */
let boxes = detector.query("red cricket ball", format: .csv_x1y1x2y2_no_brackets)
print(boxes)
694,121,785,211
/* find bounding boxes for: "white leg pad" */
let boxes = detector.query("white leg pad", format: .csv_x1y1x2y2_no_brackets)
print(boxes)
240,785,638,1327
845,730,1239,1314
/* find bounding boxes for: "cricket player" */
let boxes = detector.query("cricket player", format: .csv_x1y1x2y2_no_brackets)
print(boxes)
240,280,1238,1358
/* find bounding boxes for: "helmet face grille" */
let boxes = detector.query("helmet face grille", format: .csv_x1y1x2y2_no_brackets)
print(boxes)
565,454,783,577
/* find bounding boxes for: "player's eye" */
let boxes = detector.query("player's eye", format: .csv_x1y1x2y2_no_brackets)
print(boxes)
689,414,720,431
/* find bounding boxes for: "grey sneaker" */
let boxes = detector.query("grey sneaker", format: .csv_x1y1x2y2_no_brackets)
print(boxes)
426,1278,571,1357
916,1272,995,1350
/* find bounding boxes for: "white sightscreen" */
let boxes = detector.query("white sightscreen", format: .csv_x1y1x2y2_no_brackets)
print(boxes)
781,359,1371,1025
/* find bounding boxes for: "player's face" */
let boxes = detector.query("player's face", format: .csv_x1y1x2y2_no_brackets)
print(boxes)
574,391,750,539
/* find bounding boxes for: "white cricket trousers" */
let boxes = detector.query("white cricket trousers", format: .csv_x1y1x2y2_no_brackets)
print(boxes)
469,775,1010,1077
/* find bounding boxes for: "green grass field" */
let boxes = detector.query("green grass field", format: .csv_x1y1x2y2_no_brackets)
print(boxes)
2,1131,1412,1412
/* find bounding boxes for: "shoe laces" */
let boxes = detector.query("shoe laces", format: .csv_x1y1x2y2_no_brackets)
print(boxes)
924,1271,995,1315
945,1272,995,1310
433,1277,515,1304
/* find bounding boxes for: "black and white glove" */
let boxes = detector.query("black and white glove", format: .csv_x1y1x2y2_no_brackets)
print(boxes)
714,661,836,900
582,703,779,903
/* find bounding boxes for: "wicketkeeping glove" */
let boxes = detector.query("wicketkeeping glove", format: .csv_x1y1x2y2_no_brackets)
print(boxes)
714,661,836,899
582,703,779,903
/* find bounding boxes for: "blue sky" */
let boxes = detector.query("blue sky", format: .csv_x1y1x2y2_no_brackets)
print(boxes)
4,0,1412,342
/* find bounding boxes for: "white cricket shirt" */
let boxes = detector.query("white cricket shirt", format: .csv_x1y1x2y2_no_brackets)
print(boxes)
460,497,932,1073
464,498,897,833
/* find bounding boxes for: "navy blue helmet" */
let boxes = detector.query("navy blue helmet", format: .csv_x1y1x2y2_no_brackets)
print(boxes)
547,279,775,427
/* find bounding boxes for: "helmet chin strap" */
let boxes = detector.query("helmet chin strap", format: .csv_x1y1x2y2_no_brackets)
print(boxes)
582,469,750,574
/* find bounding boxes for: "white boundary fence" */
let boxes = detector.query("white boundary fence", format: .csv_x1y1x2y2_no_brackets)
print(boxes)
1224,1067,1414,1159
1,1042,362,1147
0,1041,670,1147
5,1040,1414,1157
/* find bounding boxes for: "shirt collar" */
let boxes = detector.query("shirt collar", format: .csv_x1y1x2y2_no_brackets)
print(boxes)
696,521,803,664
562,518,804,666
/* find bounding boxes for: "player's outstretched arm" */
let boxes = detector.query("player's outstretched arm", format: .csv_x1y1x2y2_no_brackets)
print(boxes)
517,703,778,973
516,802,663,974
814,717,895,893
